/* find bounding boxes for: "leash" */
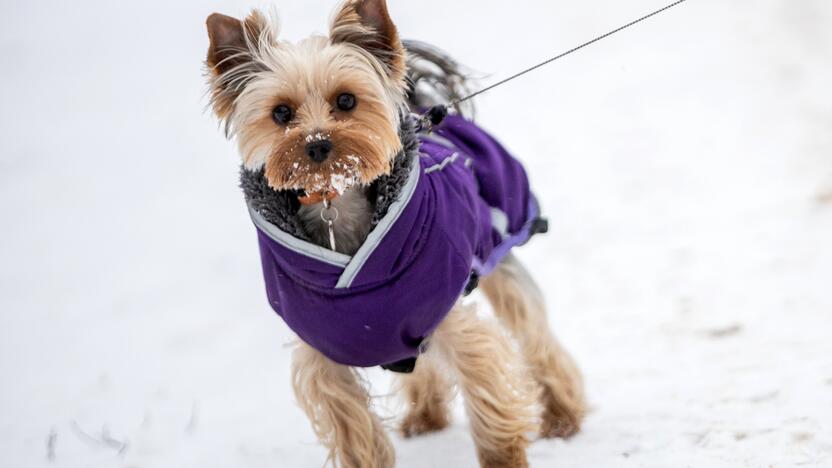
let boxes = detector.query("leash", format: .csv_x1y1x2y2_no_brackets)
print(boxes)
317,0,689,252
418,0,688,131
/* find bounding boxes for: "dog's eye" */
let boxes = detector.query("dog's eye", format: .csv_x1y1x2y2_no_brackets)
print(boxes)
272,105,294,125
336,93,356,112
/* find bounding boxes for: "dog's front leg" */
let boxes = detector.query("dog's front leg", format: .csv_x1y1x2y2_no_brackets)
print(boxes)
432,304,538,468
397,351,454,438
291,342,394,468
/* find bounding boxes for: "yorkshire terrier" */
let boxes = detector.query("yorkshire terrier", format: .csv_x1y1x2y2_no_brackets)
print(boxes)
204,1,585,466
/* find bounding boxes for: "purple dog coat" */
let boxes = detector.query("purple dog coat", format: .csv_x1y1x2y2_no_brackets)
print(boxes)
249,114,543,368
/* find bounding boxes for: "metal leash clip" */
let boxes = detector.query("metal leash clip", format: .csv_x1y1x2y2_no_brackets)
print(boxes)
321,198,339,252
414,105,449,134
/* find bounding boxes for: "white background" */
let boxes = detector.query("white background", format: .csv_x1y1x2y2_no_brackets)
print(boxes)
1,0,831,466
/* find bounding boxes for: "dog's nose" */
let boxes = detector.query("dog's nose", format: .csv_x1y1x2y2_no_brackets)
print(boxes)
305,140,332,163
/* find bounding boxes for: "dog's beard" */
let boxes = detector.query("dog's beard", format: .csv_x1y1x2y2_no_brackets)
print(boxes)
271,156,364,195
259,114,401,194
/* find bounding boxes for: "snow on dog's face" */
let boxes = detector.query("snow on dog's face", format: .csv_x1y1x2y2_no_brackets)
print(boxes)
205,0,407,194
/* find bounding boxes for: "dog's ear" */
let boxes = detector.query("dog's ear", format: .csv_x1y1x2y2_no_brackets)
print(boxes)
330,0,406,85
206,11,271,75
205,11,272,119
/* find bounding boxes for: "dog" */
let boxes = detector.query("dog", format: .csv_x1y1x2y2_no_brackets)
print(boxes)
204,1,585,466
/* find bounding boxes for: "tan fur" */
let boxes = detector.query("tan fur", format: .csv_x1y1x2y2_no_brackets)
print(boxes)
292,342,394,468
431,304,539,468
205,9,406,191
205,2,585,466
396,354,454,437
231,36,404,188
479,254,587,438
330,0,407,86
205,11,272,121
260,71,400,192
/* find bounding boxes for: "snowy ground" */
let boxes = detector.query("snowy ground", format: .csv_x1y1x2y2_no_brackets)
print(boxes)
2,0,831,466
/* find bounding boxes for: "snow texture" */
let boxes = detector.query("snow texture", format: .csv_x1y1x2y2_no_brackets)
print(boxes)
1,0,831,467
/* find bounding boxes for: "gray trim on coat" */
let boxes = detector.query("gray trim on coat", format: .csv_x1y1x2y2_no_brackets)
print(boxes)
335,152,422,288
249,206,352,267
423,152,460,174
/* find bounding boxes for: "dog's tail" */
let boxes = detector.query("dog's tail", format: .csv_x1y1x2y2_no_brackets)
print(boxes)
403,40,476,118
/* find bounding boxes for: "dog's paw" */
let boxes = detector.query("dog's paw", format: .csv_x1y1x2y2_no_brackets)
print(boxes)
400,410,449,438
540,413,581,439
478,445,529,468
539,397,583,439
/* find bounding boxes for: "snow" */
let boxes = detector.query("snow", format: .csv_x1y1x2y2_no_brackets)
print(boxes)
330,172,356,195
1,0,831,467
306,132,330,143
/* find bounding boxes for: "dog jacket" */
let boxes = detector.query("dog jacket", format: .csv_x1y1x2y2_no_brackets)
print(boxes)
249,114,545,368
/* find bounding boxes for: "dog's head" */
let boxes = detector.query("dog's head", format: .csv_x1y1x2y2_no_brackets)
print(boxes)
205,0,407,194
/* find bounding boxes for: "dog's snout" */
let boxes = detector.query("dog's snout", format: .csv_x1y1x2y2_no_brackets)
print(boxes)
305,140,332,163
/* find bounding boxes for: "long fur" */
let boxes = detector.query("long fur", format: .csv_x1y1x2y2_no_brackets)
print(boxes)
396,352,454,438
431,304,539,468
479,254,587,438
205,2,585,466
403,39,476,117
292,342,395,468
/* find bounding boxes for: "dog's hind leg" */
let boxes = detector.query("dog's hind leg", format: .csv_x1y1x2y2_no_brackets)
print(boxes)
432,304,537,468
292,342,394,468
397,355,454,437
479,253,586,439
